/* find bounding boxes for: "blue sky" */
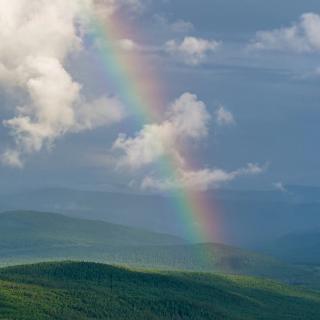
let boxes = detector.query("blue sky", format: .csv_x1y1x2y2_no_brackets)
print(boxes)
0,0,319,192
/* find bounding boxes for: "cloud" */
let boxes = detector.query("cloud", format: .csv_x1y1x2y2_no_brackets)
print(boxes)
1,150,23,169
216,106,235,126
273,182,287,192
153,15,194,34
112,92,211,169
74,97,125,131
141,163,264,191
110,92,264,191
117,0,145,12
117,39,138,51
93,0,146,17
0,0,125,167
165,37,220,65
251,13,320,53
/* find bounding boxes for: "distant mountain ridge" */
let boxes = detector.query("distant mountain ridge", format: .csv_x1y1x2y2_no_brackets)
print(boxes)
266,229,320,265
1,186,320,247
0,210,186,251
1,210,320,289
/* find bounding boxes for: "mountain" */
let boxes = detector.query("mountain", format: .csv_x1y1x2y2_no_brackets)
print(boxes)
0,261,319,320
0,188,190,239
1,187,320,247
0,210,186,253
0,211,319,289
73,243,320,289
266,229,320,265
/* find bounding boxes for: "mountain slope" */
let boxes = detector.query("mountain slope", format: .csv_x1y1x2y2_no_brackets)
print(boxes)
0,211,293,276
0,211,185,252
0,211,320,289
2,187,320,247
0,262,319,320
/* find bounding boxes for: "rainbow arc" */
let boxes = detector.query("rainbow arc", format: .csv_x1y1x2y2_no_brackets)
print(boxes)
87,10,220,244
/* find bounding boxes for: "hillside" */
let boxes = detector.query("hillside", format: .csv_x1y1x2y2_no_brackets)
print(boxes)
0,241,287,276
0,262,319,320
0,211,319,289
2,187,320,247
75,243,320,289
0,211,185,252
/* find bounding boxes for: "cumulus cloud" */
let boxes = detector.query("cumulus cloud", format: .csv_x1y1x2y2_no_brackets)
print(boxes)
216,106,235,126
141,163,264,191
0,0,125,167
110,92,264,191
113,92,210,169
251,13,320,53
165,37,220,65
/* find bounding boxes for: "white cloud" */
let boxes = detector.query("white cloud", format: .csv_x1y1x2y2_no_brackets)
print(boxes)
251,13,320,53
216,106,235,126
141,163,264,191
111,92,264,191
165,37,220,65
1,150,23,168
74,97,125,131
273,181,287,192
112,92,211,169
117,39,138,51
0,0,125,167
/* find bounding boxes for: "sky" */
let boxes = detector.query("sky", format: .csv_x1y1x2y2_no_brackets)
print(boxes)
0,0,320,193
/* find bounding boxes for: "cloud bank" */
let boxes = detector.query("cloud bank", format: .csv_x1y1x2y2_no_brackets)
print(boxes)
0,0,125,167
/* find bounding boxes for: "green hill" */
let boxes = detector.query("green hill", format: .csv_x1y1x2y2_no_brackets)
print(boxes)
0,261,319,320
0,210,185,252
84,243,320,288
0,211,320,289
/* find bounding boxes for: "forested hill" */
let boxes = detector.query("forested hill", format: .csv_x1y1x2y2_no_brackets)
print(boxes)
1,211,319,290
0,210,185,248
0,261,320,320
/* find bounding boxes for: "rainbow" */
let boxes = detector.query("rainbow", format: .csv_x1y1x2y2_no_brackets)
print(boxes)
86,9,220,244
